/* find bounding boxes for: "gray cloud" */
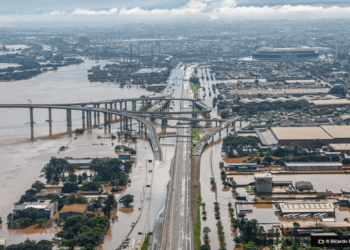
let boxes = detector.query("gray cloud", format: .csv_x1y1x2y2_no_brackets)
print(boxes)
1,0,350,23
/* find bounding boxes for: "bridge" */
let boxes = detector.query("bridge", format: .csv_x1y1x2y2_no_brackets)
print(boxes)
0,104,163,161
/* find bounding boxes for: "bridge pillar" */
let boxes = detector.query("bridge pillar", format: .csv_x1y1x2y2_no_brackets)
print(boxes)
94,105,97,126
193,101,196,108
215,121,217,127
161,119,167,128
142,100,145,107
108,113,111,129
30,107,34,140
130,118,132,131
124,101,127,110
30,107,34,128
82,110,86,128
120,115,123,131
104,112,107,128
138,121,141,133
48,108,52,137
89,110,93,128
66,109,72,133
105,103,108,109
132,101,137,111
119,102,122,110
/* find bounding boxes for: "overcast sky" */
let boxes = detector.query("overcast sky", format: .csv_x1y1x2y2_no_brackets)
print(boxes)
1,0,350,24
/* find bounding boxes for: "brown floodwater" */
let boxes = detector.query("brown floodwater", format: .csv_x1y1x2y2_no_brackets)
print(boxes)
0,59,176,247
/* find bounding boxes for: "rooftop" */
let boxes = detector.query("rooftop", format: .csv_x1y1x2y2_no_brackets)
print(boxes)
271,127,332,140
329,144,350,150
285,162,343,167
279,202,334,213
59,204,88,214
254,173,272,178
322,125,350,139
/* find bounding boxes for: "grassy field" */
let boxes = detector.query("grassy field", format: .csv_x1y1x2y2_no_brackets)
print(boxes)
191,85,199,98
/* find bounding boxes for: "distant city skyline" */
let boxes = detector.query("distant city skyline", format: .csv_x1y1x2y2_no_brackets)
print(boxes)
1,0,350,23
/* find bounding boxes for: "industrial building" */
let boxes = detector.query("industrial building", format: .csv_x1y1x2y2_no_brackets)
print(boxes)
259,125,350,147
295,181,314,191
329,144,350,153
285,162,343,171
13,200,58,220
277,202,335,215
254,173,273,193
252,47,319,61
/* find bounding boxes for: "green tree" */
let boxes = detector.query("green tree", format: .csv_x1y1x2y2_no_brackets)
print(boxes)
120,194,134,207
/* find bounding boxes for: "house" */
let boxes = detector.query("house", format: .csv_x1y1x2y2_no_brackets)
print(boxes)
13,200,58,220
59,204,88,219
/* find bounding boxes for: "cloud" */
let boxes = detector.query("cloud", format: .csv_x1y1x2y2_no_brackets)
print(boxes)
49,10,66,16
24,0,350,22
72,7,118,15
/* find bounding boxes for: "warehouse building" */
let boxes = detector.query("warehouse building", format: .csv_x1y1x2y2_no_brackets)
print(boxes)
13,200,58,220
285,162,343,171
277,202,335,215
259,125,350,147
329,144,350,153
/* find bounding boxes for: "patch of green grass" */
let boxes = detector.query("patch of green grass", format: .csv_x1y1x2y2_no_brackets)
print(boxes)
191,85,199,99
194,185,202,250
141,233,151,250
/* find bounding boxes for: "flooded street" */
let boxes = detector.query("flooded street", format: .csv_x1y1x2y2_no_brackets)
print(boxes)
0,58,175,247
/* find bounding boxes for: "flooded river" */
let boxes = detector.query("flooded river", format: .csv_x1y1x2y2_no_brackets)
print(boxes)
0,58,174,247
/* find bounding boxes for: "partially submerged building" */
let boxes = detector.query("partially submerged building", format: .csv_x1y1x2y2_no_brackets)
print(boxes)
13,200,58,220
254,173,273,193
285,162,343,171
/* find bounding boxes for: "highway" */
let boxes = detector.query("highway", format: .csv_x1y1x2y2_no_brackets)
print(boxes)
159,65,195,250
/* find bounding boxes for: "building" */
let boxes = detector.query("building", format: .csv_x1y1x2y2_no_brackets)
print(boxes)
329,144,350,153
225,163,257,171
66,158,93,169
295,181,314,191
254,173,273,193
282,221,350,235
252,47,319,61
13,200,58,220
0,238,6,250
270,127,333,147
260,125,350,147
285,162,343,171
59,204,88,219
277,202,335,215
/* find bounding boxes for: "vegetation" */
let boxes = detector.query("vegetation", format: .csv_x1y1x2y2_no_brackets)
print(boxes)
192,85,199,98
103,194,117,218
329,85,346,97
222,135,260,157
232,102,303,115
141,233,151,250
57,214,109,249
119,194,134,207
115,145,136,154
90,158,130,185
7,239,53,250
10,208,48,229
66,193,88,204
194,185,202,250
